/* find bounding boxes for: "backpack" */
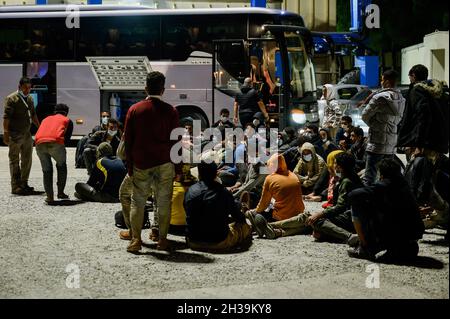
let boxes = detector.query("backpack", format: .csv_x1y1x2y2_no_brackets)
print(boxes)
115,210,151,229
114,202,152,229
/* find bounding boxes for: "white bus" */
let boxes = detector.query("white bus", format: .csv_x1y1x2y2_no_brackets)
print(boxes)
0,5,318,136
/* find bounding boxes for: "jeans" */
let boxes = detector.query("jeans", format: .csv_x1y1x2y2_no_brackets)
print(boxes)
130,163,175,240
270,212,312,237
8,132,33,191
363,152,393,186
36,142,67,196
313,211,355,243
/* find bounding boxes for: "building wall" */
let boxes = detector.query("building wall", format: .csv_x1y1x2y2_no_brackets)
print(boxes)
402,31,449,85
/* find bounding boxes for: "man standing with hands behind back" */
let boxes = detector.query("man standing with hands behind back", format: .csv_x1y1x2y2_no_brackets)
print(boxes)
3,77,40,195
123,71,179,253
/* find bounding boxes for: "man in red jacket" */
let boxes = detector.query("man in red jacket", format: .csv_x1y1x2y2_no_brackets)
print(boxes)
123,71,179,252
35,104,72,204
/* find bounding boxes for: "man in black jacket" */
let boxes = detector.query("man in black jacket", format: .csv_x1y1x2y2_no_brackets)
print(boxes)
184,161,252,252
397,64,449,163
233,77,269,127
348,158,425,261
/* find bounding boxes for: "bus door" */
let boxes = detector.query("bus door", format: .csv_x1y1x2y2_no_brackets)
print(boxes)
212,40,250,126
247,39,286,128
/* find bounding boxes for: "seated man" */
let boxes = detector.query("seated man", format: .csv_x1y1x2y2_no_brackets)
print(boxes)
75,111,110,168
83,118,121,175
252,152,361,247
184,161,252,252
212,108,235,129
293,142,327,194
335,116,354,151
246,154,305,226
75,142,127,203
349,126,367,173
348,158,425,261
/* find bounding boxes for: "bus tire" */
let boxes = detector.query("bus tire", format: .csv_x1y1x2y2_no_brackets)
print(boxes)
177,106,209,130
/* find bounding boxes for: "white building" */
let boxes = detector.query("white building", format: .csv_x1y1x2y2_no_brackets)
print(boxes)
401,31,449,85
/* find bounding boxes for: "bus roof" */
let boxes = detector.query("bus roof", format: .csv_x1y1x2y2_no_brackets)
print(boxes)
0,5,302,21
0,4,149,12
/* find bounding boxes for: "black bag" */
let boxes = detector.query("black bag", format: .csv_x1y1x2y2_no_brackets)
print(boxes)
115,209,151,229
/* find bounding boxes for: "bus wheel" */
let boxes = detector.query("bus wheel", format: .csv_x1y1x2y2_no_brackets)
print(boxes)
177,107,209,130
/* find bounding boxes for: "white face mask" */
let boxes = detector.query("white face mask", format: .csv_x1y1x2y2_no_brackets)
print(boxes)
322,138,328,143
220,116,229,122
101,117,110,125
335,171,342,178
108,129,117,137
303,154,313,162
253,119,260,127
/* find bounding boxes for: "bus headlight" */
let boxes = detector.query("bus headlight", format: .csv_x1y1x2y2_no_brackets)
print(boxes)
291,109,306,124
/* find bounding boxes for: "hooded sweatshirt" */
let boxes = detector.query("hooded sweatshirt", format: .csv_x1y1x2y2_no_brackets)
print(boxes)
362,87,406,155
256,154,305,221
293,142,327,189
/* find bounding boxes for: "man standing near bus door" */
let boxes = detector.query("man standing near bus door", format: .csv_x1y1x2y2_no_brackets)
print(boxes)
3,77,40,195
233,77,269,128
123,71,180,253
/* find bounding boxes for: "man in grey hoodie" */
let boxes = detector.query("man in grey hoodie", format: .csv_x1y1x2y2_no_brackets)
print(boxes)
361,70,406,186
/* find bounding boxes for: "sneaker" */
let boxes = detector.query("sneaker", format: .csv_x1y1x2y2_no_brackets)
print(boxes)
11,187,26,195
74,192,82,200
119,230,132,241
245,211,261,236
57,193,69,199
254,214,277,239
347,245,375,261
127,239,142,253
347,234,360,248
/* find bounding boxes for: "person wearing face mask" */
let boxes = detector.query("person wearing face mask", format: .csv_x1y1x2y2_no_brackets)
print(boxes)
319,128,339,160
83,118,121,175
293,142,327,194
3,77,41,195
335,116,354,151
212,108,235,129
75,111,111,169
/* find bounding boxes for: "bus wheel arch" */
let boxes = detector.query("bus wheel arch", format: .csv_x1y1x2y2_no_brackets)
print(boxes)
176,105,209,130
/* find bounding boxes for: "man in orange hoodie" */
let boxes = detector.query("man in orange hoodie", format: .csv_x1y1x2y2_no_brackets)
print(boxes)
246,154,305,226
35,104,72,204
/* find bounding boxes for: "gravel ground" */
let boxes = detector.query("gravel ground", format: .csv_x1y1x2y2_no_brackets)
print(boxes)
0,146,448,299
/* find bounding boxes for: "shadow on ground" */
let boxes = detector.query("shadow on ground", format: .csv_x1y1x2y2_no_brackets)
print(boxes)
377,254,445,269
47,200,85,206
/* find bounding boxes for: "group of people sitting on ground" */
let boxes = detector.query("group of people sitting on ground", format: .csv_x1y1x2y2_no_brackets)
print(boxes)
5,65,447,261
